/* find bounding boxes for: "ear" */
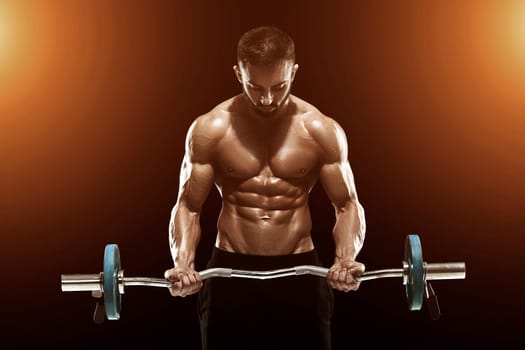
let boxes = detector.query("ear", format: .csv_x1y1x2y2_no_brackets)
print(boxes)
233,65,243,84
291,64,299,82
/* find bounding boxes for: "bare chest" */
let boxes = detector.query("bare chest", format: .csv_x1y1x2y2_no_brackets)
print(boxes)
214,128,320,182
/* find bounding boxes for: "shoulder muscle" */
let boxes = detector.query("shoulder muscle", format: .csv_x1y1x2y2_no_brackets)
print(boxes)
185,111,229,164
303,113,348,163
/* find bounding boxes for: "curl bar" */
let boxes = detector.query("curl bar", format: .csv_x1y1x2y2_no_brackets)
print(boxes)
61,234,466,323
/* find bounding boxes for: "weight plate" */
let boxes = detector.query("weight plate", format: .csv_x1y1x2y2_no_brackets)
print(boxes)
103,244,121,320
404,234,424,310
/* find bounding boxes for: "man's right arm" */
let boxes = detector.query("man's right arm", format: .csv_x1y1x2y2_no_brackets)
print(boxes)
164,115,219,297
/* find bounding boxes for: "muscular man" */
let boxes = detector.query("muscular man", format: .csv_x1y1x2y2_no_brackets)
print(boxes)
164,26,366,350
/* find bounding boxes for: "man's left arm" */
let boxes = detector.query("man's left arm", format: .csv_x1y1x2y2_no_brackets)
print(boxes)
313,117,366,292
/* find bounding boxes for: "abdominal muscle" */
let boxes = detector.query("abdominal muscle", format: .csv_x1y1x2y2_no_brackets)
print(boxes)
215,192,315,256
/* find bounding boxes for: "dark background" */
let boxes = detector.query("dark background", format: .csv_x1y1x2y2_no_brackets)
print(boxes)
1,0,524,348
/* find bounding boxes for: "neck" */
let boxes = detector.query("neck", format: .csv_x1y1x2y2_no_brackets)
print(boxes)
241,94,294,125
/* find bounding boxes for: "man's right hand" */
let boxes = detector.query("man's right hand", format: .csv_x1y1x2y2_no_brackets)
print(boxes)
164,267,203,297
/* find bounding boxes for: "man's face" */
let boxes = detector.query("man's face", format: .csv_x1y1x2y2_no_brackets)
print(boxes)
235,60,298,116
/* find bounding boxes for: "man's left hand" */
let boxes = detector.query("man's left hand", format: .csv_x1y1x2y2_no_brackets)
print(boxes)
327,258,365,292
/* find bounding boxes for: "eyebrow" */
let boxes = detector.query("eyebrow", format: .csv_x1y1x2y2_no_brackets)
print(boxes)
247,80,288,88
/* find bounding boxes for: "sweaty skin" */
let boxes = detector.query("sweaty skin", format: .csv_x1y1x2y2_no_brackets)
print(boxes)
164,60,366,297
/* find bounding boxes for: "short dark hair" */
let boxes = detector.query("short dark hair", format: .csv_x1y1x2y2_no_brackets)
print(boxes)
237,26,295,67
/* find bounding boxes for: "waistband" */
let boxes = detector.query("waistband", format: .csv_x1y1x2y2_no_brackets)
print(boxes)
206,247,322,270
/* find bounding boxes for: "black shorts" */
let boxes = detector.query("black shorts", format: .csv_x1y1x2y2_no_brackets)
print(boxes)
197,247,335,350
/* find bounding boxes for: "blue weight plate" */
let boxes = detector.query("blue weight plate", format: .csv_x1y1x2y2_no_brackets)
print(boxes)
103,244,121,320
404,234,424,310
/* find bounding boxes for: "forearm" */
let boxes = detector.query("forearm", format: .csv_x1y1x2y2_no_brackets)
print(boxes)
169,202,202,269
332,199,366,261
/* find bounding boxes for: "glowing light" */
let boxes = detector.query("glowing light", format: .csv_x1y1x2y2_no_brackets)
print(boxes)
520,4,525,53
0,14,6,61
508,0,525,59
0,5,13,69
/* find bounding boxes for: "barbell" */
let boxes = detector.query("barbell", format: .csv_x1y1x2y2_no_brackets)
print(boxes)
60,234,466,323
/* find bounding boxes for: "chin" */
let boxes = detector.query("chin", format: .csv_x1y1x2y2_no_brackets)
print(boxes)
256,106,278,115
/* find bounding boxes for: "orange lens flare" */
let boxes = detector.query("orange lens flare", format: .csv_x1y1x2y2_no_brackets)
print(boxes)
0,6,10,68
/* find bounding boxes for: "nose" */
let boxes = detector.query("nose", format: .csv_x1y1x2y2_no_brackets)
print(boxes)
259,91,273,106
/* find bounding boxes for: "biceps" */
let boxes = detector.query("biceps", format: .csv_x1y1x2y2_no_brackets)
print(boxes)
319,161,356,209
177,159,215,212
